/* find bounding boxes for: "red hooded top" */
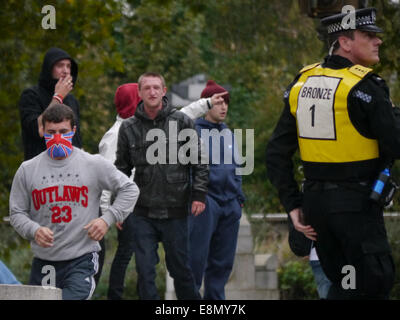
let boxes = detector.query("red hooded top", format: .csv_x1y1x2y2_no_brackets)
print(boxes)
114,83,141,119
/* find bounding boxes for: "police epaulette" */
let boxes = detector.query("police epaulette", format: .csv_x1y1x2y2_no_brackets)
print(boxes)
348,65,373,78
299,63,321,74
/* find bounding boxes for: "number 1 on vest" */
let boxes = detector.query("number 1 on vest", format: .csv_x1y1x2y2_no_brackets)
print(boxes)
309,104,315,127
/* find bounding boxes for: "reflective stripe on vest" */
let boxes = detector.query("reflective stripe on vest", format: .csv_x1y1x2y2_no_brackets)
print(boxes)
289,64,379,163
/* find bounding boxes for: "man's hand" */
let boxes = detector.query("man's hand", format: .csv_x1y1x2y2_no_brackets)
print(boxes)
116,221,123,231
34,227,54,248
191,201,205,216
84,218,109,241
54,75,74,99
289,207,317,241
210,91,228,108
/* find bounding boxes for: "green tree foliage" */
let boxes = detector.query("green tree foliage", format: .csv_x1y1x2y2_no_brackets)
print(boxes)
278,260,318,300
0,0,125,257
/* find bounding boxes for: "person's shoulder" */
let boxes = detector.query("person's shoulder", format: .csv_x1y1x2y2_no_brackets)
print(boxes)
169,108,186,118
220,122,230,129
75,147,96,159
284,63,320,98
194,117,204,126
356,71,389,96
169,109,194,124
18,151,46,172
21,84,38,94
63,94,80,108
298,62,321,74
366,73,388,88
284,74,302,99
100,120,120,141
75,148,108,164
349,71,390,108
74,149,116,174
19,85,40,100
120,115,140,129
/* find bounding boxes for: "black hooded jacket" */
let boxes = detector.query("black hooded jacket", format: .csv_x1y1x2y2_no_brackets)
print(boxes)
115,97,209,219
19,47,82,160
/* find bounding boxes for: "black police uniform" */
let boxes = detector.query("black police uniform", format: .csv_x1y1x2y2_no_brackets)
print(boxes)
266,8,400,299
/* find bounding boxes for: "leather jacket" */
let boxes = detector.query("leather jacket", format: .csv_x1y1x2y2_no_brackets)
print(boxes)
115,97,209,219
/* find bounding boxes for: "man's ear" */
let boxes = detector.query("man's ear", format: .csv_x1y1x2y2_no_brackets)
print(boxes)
73,125,77,134
338,35,352,53
163,86,167,96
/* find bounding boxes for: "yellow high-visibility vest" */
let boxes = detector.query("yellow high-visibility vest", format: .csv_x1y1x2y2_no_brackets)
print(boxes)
289,63,379,163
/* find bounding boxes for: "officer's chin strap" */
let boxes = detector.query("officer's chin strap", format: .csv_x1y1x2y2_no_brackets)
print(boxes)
328,40,338,56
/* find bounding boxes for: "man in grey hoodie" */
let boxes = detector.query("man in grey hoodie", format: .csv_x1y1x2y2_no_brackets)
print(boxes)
9,103,139,300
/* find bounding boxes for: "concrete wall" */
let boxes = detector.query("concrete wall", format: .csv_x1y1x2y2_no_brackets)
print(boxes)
0,284,62,300
165,214,280,300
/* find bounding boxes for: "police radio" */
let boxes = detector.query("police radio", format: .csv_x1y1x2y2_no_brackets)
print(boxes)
370,165,399,208
298,0,369,18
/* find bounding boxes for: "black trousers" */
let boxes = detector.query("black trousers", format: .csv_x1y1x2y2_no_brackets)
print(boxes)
107,212,136,300
94,208,106,286
303,182,395,299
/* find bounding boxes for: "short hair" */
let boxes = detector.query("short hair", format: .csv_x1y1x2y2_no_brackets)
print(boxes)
137,72,166,90
42,103,76,129
327,30,355,54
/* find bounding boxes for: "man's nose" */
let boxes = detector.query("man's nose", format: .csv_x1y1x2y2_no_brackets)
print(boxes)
62,66,70,74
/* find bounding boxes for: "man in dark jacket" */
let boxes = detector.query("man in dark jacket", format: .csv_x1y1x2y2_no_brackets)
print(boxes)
189,80,245,300
19,47,82,161
115,72,209,300
266,8,400,299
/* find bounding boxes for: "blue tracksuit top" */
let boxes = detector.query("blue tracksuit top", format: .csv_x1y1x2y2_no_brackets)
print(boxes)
195,118,245,205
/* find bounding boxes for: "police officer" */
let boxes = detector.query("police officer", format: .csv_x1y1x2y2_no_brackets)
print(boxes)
266,7,400,299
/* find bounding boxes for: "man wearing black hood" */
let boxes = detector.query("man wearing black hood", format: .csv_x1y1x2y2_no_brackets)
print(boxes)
19,47,82,161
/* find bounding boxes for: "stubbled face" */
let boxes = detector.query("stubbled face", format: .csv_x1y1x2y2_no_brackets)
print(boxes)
347,30,382,66
138,76,166,110
205,99,228,124
52,59,71,80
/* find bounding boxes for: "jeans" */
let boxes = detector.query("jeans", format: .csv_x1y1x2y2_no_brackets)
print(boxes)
132,215,200,300
310,260,331,299
107,212,136,300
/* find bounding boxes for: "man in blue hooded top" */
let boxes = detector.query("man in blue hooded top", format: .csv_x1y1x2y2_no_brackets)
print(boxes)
189,80,245,300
